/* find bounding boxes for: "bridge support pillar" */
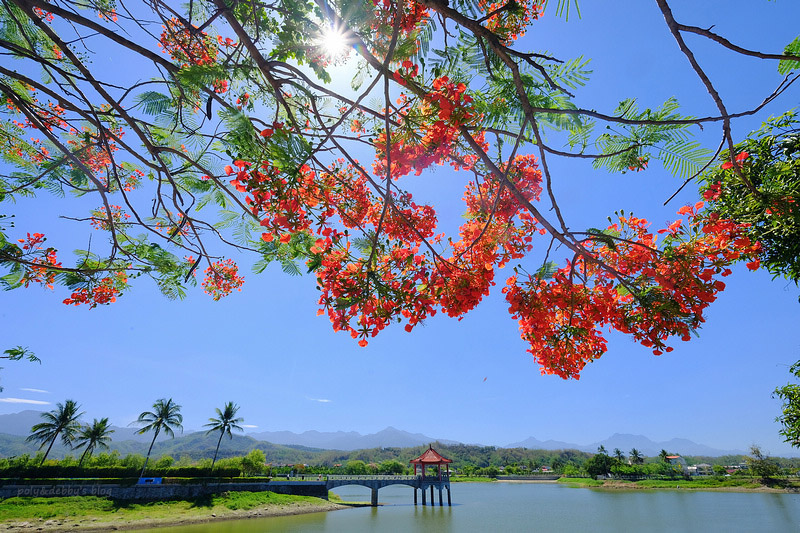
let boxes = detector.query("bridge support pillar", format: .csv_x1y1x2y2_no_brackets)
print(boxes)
371,488,378,507
430,485,434,504
413,487,418,505
422,486,427,505
447,486,451,506
438,486,443,506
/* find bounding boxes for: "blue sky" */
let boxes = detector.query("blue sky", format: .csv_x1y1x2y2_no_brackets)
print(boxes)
1,1,800,456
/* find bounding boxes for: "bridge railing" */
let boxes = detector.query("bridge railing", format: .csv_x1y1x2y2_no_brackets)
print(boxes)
420,475,450,482
325,475,417,481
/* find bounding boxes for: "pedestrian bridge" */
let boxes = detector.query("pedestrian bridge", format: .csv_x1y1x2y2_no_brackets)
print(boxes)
283,474,452,506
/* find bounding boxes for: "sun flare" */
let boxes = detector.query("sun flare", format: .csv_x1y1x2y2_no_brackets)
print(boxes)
318,25,350,61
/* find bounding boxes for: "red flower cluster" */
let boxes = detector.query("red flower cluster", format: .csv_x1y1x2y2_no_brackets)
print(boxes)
32,7,54,22
628,155,649,172
90,205,130,231
371,0,429,36
17,233,61,290
703,181,722,201
159,18,226,93
159,18,218,67
503,203,761,379
477,0,544,41
721,151,749,170
374,74,478,179
202,259,245,300
428,155,544,318
96,8,118,22
312,153,542,343
62,126,134,191
6,85,67,132
63,272,128,308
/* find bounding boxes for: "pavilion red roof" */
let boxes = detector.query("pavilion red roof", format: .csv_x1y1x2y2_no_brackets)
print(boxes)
409,446,452,464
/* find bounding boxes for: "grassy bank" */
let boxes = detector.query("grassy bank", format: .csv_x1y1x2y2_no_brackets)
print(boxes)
558,477,604,487
0,492,344,531
450,476,497,483
557,477,799,492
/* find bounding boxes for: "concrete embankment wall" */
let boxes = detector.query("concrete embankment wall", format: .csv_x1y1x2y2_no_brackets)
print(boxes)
496,475,560,481
1,481,328,501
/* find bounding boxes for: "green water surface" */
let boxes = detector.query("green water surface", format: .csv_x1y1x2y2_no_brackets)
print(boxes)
143,482,800,532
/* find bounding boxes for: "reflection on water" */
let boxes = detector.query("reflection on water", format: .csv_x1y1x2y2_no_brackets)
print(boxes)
143,482,800,533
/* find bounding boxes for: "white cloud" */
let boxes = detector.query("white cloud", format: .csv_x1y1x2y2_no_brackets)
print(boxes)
20,388,49,394
0,397,50,405
240,424,258,428
307,397,332,403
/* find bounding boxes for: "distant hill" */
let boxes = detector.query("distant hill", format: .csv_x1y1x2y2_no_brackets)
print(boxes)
504,436,580,451
0,430,328,464
0,410,43,436
0,411,324,462
248,426,457,451
0,410,155,444
507,433,746,457
1,410,750,459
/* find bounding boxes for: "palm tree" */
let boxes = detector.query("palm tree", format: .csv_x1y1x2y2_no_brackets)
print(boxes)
629,448,644,465
204,402,244,469
74,418,114,466
26,400,84,465
613,448,625,463
134,398,182,477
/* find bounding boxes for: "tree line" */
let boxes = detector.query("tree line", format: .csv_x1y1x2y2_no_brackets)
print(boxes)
5,443,797,482
17,397,800,480
24,397,242,477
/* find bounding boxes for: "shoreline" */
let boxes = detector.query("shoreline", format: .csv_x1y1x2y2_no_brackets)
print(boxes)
559,479,800,493
0,499,353,532
496,479,559,484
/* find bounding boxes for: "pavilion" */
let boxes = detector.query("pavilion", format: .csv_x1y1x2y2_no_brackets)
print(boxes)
409,445,452,506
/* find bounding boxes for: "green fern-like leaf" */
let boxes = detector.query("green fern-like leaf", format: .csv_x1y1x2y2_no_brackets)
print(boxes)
280,258,302,276
549,55,592,90
586,227,618,251
779,36,800,75
0,269,23,290
535,261,560,280
135,91,172,116
156,277,187,300
656,140,711,179
214,210,243,230
544,0,581,20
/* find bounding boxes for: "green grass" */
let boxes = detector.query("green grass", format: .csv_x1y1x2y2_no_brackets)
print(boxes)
557,477,604,487
635,478,762,490
556,476,800,491
0,492,326,523
450,476,497,483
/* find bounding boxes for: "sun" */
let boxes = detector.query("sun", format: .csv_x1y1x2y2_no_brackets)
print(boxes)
318,25,350,62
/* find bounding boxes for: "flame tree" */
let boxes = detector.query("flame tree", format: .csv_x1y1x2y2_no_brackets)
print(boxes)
0,0,798,378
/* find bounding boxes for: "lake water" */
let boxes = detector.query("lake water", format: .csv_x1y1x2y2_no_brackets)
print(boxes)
144,482,800,532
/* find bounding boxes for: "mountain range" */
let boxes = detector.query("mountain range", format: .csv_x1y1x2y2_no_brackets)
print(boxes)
506,434,746,457
248,426,459,450
0,410,746,458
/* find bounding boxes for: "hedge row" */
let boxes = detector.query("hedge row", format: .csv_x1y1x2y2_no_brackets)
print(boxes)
0,465,242,479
